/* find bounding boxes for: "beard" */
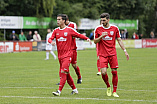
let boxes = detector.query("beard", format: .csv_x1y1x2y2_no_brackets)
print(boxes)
103,22,108,27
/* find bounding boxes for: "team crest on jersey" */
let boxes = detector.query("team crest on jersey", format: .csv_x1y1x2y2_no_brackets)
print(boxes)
64,32,68,36
110,31,114,35
56,33,59,35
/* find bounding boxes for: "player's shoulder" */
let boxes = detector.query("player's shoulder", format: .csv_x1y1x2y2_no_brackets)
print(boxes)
110,24,119,29
66,26,78,33
95,25,103,30
69,21,76,25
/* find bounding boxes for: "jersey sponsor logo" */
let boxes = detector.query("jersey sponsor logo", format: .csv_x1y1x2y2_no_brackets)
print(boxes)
64,32,68,36
56,33,59,35
110,31,114,35
57,37,67,41
102,36,112,40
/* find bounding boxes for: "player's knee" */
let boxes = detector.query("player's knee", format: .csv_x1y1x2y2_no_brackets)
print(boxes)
72,64,77,69
101,68,107,75
101,71,107,75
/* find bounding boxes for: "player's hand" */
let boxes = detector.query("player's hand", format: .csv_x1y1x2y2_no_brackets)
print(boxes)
125,51,129,61
51,41,56,46
101,32,108,37
87,39,92,45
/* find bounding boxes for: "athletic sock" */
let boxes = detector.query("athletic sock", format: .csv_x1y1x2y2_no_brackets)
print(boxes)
75,66,81,79
46,52,49,59
101,74,110,88
50,51,56,59
112,71,118,93
67,73,76,90
58,73,67,91
97,59,101,72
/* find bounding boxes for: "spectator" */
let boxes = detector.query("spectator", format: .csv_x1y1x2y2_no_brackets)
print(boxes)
9,30,18,41
120,30,125,39
139,34,143,39
124,29,128,39
27,31,33,41
19,31,27,41
150,31,155,39
132,32,139,39
33,31,41,41
89,30,94,40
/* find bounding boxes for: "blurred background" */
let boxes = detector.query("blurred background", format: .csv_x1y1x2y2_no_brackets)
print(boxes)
0,0,157,40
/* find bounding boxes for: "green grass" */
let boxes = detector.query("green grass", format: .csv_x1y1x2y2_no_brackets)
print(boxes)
0,48,157,104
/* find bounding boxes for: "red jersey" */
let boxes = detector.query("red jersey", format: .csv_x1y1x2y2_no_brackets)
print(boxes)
68,22,77,30
68,22,77,50
94,24,121,57
48,26,89,59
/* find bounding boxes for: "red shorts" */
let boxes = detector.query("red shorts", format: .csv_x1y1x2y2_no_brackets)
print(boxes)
99,55,119,69
59,57,72,73
71,50,77,64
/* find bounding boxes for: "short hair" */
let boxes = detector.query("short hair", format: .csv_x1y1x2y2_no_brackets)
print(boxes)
100,13,110,19
63,14,69,20
57,14,67,23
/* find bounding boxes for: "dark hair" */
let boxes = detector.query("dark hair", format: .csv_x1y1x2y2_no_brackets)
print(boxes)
57,14,67,23
63,14,69,20
100,13,110,19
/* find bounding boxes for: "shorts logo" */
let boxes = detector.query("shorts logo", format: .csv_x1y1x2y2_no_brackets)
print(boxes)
110,31,114,35
64,32,68,36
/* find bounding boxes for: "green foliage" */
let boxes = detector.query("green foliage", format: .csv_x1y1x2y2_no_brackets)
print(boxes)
0,30,4,41
0,0,156,38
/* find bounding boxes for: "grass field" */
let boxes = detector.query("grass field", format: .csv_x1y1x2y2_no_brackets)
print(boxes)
0,48,157,104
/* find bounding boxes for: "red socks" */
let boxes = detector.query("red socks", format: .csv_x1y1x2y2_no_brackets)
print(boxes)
75,66,81,79
112,71,118,93
102,71,118,93
67,73,76,90
97,59,101,72
58,73,67,91
101,74,110,88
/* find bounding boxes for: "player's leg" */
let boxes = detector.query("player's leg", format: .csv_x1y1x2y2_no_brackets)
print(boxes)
67,73,78,94
99,56,111,96
45,50,50,60
50,50,57,60
97,57,101,75
109,55,119,97
71,50,82,84
52,57,72,96
49,44,57,60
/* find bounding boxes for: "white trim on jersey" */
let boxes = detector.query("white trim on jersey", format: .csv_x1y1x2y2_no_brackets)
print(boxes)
68,21,77,30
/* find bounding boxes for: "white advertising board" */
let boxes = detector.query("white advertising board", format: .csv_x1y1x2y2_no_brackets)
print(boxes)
0,16,23,29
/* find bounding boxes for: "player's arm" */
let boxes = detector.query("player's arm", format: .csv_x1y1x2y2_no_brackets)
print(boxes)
117,37,129,60
94,32,107,44
72,29,92,45
48,31,56,46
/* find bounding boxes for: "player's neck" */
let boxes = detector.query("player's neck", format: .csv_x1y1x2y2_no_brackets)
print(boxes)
104,23,110,28
60,24,66,29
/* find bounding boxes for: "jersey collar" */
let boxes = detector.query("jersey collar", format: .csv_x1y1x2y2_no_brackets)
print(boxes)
102,24,111,29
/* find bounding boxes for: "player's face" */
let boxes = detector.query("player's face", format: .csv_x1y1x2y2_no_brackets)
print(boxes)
101,18,109,27
57,16,65,26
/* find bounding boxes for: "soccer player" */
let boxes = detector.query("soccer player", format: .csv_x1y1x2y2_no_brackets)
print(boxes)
65,14,82,83
94,13,129,97
45,28,57,60
56,15,82,85
48,14,92,96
